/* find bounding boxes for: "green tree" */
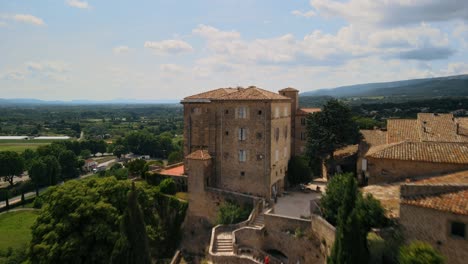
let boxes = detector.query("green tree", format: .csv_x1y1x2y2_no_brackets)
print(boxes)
0,151,25,186
159,178,177,195
110,183,151,264
306,99,360,176
59,150,79,179
113,145,127,159
127,159,148,177
42,155,61,185
216,201,251,225
29,158,47,194
22,148,37,170
399,241,444,264
80,149,92,159
287,156,312,185
328,173,368,264
167,151,183,164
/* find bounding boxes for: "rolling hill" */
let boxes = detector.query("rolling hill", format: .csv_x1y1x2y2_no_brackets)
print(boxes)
301,74,468,98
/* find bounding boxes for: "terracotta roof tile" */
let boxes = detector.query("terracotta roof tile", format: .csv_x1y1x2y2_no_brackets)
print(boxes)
387,119,419,143
401,188,468,215
414,170,468,184
297,108,321,115
186,150,211,160
183,88,239,100
361,130,387,147
215,86,290,101
417,113,468,143
366,141,468,164
279,87,299,92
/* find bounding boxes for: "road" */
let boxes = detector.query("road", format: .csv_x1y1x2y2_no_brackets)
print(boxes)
0,158,116,210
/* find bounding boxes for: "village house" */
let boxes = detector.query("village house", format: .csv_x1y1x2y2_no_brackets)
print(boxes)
400,178,468,264
358,113,468,184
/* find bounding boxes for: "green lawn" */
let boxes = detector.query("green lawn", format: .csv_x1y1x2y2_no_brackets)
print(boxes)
0,210,39,252
0,143,48,153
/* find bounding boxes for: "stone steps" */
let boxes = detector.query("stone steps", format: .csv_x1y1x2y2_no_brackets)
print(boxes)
215,234,233,253
250,214,265,228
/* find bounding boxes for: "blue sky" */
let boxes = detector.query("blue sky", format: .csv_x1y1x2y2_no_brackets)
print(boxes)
1,0,467,100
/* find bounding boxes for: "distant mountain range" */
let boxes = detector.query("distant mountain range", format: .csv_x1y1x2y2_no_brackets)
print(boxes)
301,74,468,98
0,98,179,106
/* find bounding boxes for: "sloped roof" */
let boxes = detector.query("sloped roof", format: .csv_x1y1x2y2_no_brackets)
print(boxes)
297,108,321,115
215,86,290,101
186,150,212,160
417,113,468,143
361,129,387,147
366,141,468,164
401,187,468,215
387,119,419,143
279,87,299,92
183,88,239,100
414,170,468,184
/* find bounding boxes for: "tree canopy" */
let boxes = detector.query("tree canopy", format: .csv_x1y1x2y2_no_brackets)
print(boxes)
29,177,187,263
0,151,25,186
306,99,360,175
399,241,444,264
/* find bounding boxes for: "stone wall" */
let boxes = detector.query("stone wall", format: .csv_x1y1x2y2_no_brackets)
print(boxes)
366,158,468,184
399,204,468,264
310,215,336,256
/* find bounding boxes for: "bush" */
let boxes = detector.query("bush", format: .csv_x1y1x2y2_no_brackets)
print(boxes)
216,201,251,225
146,173,163,186
159,178,176,195
399,241,444,264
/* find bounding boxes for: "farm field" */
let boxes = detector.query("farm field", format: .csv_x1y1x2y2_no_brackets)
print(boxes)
0,139,69,153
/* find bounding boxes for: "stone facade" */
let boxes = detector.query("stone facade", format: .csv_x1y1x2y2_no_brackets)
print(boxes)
399,184,468,264
366,158,468,184
182,86,308,199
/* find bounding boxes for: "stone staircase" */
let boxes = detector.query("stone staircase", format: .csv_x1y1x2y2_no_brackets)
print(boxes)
214,232,234,254
249,213,265,228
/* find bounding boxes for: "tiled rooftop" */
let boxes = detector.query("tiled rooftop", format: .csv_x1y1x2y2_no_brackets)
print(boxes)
386,119,419,143
417,113,468,143
183,86,290,101
414,170,468,184
401,187,468,216
186,150,212,160
366,141,468,164
297,108,321,115
279,87,299,92
360,129,387,147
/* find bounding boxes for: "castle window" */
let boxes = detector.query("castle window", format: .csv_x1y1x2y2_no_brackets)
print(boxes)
192,107,201,114
451,221,466,239
284,125,288,138
275,128,279,141
225,131,229,136
239,128,247,141
301,118,306,126
258,110,262,115
238,106,247,119
239,150,247,162
225,109,229,114
275,107,280,118
256,132,262,139
275,149,279,162
284,147,288,158
300,132,306,141
240,171,245,176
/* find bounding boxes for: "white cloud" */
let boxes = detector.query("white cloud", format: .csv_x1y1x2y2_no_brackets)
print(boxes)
113,46,130,54
193,24,240,40
11,14,45,26
160,64,184,73
66,0,91,9
291,10,316,18
144,40,193,55
310,0,468,27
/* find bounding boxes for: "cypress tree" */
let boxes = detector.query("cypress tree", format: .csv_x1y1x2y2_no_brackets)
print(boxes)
328,175,369,264
111,182,152,264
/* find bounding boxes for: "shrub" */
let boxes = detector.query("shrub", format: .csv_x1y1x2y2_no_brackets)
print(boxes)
399,241,444,264
159,178,177,195
287,156,312,185
216,201,251,225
